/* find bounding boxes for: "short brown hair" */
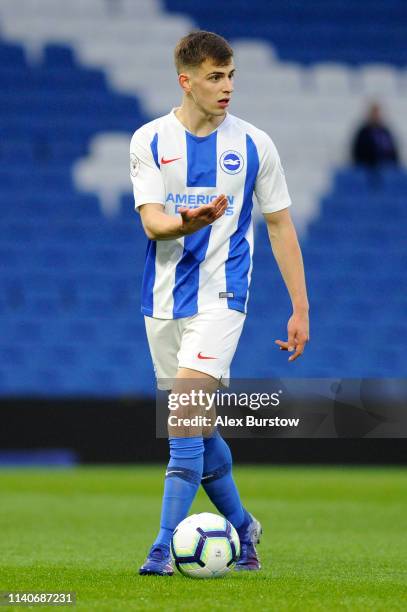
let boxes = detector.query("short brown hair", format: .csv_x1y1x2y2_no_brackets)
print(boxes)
174,30,233,73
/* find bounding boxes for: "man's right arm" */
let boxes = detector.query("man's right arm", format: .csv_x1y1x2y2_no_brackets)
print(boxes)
139,196,228,241
130,129,227,241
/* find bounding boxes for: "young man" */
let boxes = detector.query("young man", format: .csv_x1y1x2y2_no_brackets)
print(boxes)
130,31,309,576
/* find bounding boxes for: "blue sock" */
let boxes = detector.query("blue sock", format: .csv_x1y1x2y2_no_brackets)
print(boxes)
202,430,251,531
154,436,204,548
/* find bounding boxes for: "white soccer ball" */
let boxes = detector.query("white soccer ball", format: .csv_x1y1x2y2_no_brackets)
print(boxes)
171,512,240,578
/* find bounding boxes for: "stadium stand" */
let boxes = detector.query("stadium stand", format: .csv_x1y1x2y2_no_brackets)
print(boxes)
164,0,407,66
0,40,154,394
0,0,406,395
238,166,407,378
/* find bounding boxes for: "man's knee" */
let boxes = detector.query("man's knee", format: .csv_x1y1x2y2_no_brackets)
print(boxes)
168,371,218,438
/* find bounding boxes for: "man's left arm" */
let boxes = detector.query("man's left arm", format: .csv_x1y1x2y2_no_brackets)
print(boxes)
264,208,310,362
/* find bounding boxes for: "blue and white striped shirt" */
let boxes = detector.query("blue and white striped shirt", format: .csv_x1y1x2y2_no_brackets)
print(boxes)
130,109,291,319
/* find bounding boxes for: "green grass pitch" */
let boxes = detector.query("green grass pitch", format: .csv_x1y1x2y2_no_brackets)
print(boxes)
1,466,406,611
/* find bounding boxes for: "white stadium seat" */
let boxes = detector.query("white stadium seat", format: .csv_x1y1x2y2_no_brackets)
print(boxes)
233,40,276,69
311,63,354,94
357,64,401,97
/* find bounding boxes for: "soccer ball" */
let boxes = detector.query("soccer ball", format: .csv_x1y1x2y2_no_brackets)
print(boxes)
171,512,240,578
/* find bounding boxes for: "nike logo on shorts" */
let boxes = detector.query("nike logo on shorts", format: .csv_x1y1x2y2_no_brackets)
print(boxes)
197,352,217,360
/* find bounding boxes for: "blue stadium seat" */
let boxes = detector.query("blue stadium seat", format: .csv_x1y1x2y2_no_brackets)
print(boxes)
43,44,77,68
0,43,27,66
164,0,407,65
0,36,154,396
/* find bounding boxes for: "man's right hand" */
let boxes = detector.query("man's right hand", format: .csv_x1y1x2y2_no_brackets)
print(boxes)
178,194,228,235
139,195,228,241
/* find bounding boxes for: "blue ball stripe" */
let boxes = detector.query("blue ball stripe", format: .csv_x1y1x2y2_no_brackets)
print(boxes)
172,527,237,571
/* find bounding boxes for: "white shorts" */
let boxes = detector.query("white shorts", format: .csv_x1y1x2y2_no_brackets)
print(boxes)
144,309,245,390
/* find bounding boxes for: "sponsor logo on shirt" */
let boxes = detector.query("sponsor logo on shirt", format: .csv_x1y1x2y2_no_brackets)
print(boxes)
166,193,235,215
219,150,244,175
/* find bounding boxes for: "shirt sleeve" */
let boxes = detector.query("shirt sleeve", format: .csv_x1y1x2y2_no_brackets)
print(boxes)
129,129,165,211
254,132,292,214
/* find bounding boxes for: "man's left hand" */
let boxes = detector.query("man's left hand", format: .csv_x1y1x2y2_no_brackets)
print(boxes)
275,312,310,362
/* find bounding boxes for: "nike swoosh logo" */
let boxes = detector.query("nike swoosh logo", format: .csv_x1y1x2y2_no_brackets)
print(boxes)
197,352,217,360
161,156,182,165
201,474,214,480
165,470,184,476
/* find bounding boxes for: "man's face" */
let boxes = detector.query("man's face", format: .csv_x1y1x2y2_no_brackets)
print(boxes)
185,58,235,116
369,104,382,125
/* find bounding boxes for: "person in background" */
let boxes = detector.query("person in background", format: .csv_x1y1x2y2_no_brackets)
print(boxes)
352,103,399,167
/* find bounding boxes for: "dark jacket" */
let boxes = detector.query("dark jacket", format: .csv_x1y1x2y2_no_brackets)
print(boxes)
352,123,399,167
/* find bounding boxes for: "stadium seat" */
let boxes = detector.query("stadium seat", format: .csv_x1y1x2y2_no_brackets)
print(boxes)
1,2,407,394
